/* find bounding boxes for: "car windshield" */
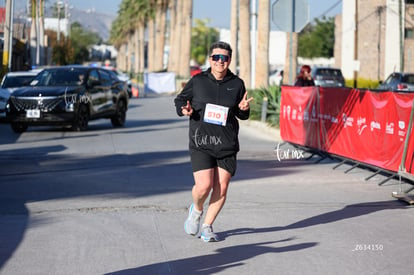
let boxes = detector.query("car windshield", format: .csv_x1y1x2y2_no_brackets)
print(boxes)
383,74,400,85
316,69,343,77
2,75,36,88
33,68,88,86
401,74,414,84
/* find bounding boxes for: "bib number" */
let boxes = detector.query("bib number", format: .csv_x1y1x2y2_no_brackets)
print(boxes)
203,103,229,126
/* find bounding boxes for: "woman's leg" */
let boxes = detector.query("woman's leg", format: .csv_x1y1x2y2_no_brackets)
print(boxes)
192,168,215,211
203,167,232,225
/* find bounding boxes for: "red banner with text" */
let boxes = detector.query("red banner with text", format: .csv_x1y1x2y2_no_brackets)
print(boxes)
280,86,414,174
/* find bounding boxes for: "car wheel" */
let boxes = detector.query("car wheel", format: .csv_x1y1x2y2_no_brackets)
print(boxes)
111,100,126,127
72,104,89,131
11,123,28,133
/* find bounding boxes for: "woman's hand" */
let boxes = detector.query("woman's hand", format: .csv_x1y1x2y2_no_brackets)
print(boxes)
181,100,193,116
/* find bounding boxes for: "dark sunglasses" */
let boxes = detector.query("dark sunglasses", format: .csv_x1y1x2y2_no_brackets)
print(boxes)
210,54,230,62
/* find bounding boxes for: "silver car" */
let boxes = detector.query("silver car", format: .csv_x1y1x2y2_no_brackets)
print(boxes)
311,67,345,87
378,72,414,91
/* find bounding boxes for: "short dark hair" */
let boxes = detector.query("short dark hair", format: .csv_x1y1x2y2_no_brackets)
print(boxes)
209,41,232,58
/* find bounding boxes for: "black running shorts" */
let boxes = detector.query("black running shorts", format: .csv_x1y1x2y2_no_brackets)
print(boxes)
190,150,237,176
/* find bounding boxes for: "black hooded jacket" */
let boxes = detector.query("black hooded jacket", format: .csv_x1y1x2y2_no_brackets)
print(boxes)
174,68,250,158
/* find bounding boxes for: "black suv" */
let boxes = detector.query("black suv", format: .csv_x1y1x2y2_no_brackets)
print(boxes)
6,65,129,133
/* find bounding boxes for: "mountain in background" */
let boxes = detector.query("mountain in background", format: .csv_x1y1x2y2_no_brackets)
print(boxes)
69,8,115,42
13,3,116,42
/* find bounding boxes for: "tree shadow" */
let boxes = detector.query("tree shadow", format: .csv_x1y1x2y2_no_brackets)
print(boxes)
105,239,317,275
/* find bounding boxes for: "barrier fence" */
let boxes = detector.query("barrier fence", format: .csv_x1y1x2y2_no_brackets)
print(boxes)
279,86,414,179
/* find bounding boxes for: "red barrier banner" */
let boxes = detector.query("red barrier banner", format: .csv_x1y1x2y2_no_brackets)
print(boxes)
280,86,320,149
280,86,414,174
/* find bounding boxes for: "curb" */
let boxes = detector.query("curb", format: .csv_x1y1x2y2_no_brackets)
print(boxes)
240,119,282,142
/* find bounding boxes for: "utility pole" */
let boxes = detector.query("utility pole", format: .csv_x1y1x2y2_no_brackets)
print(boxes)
57,1,61,42
2,0,13,74
399,0,404,71
353,0,358,88
251,0,257,89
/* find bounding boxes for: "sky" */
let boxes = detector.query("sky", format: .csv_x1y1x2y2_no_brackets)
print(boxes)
14,0,342,29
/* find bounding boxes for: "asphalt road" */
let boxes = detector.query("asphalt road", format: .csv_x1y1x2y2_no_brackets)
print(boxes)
0,95,413,275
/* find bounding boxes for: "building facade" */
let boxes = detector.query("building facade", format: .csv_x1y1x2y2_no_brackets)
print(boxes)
338,0,413,81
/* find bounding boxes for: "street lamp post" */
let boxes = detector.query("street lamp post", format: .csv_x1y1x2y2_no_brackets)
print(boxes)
57,1,62,42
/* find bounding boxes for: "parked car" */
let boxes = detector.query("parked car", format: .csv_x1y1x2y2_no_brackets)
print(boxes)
0,70,43,122
103,66,132,98
6,65,129,133
311,67,345,87
377,72,414,91
190,65,202,76
1,69,42,93
269,69,284,85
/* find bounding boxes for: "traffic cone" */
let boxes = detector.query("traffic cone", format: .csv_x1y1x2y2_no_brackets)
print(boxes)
132,86,139,98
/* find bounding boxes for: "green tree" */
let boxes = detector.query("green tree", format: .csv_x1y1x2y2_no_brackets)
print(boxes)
45,29,74,65
191,19,219,66
298,17,335,58
70,22,102,64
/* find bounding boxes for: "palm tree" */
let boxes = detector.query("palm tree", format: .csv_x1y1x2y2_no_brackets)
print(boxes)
111,0,136,71
230,0,238,74
167,0,179,73
283,32,298,85
147,0,156,72
255,0,269,88
132,0,150,74
239,0,251,88
178,0,192,77
154,0,169,71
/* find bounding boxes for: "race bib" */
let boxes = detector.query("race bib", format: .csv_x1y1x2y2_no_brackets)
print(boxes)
203,103,229,126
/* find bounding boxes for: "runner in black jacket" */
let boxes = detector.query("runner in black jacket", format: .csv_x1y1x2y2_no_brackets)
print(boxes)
174,41,252,242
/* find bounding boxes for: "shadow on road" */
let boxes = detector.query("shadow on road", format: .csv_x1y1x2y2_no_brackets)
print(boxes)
105,239,318,275
220,200,409,239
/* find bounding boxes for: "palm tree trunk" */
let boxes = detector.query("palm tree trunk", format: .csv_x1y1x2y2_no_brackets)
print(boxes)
134,30,139,74
239,0,251,88
118,44,127,71
127,33,134,72
230,0,238,74
178,0,192,77
147,18,155,72
168,0,178,72
154,0,168,71
138,24,145,73
255,0,269,88
283,32,298,85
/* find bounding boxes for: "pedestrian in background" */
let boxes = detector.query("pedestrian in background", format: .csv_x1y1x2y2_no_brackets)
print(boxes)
294,65,315,86
174,41,252,242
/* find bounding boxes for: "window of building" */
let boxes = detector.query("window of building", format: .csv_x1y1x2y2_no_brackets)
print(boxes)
406,28,414,39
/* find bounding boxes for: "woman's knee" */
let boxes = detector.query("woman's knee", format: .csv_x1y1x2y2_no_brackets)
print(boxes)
194,182,212,197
